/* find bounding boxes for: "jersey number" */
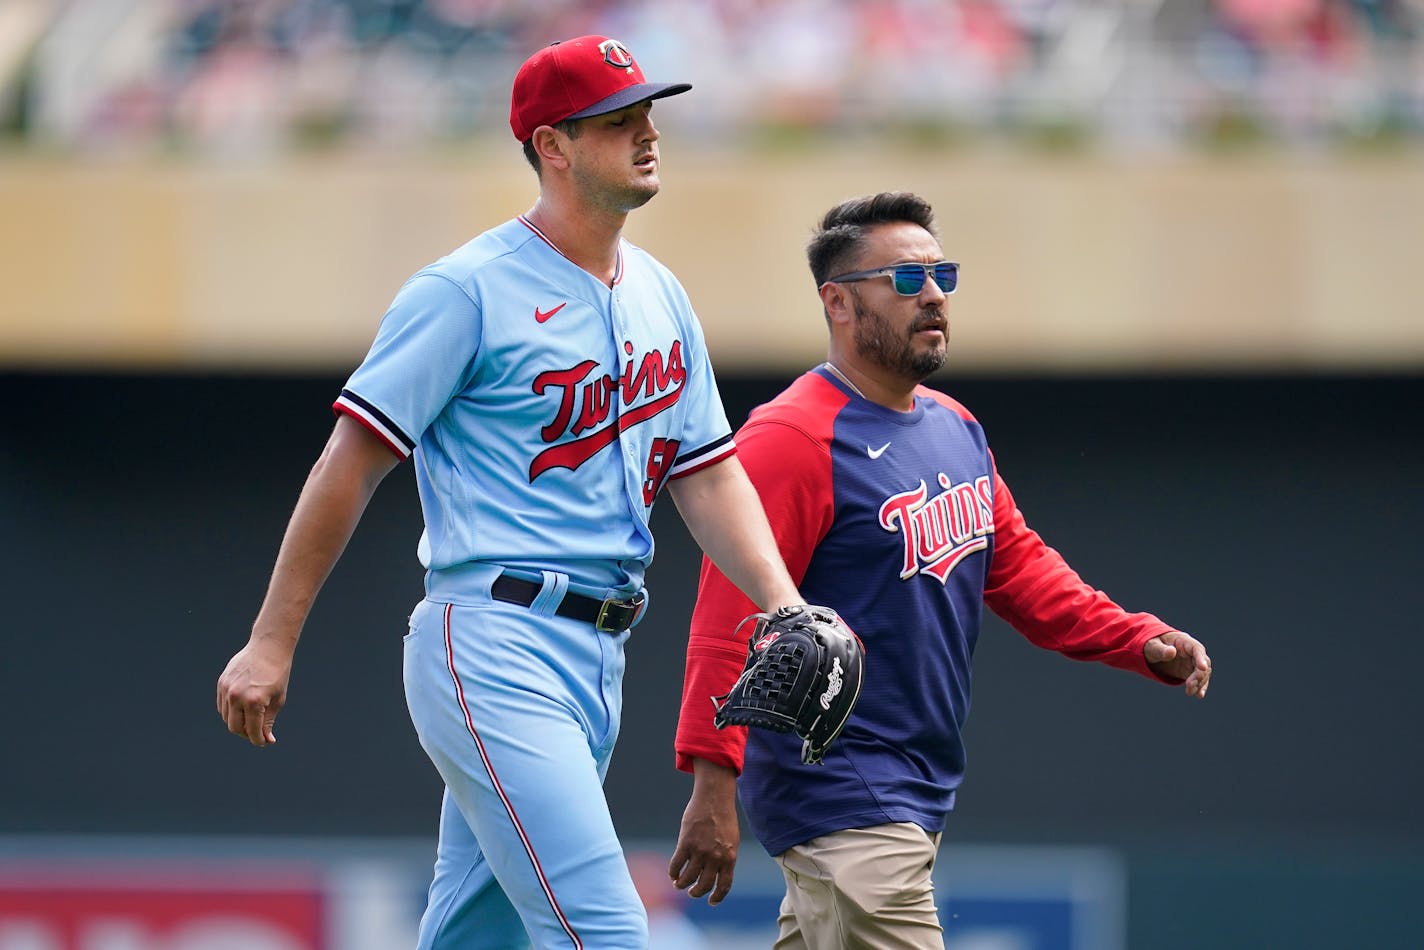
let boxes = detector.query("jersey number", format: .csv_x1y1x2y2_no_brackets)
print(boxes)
643,438,680,505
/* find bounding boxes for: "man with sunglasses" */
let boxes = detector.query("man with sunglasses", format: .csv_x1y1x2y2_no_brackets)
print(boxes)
669,192,1212,948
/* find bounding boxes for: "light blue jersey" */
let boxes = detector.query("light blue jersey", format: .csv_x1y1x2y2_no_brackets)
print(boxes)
336,215,735,595
336,216,737,949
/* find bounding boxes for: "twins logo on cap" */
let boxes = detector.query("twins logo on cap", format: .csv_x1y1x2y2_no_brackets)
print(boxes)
600,39,634,71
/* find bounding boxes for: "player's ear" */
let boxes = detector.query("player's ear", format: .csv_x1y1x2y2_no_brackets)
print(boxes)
530,126,572,172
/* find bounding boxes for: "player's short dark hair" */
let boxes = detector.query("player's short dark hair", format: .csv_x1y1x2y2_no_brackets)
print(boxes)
807,192,939,287
522,118,584,175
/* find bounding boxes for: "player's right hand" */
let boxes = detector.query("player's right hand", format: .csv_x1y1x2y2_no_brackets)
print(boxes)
216,640,292,747
669,759,740,906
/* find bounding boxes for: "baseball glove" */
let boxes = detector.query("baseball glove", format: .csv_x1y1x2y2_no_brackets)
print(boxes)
712,604,865,765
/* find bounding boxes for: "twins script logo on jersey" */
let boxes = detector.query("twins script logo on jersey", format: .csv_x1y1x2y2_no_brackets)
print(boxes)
528,340,686,482
878,473,995,582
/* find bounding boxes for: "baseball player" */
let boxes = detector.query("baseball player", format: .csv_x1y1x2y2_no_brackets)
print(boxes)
216,36,803,950
668,192,1212,949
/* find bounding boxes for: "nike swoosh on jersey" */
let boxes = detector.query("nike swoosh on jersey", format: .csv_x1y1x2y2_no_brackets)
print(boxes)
535,302,567,323
867,442,891,459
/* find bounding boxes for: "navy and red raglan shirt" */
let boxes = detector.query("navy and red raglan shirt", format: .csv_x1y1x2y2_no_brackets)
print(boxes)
675,365,1178,857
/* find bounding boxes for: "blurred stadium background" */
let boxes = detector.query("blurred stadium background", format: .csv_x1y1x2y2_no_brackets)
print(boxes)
2,1,1421,948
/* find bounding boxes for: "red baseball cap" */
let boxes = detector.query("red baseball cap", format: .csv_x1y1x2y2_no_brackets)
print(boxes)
509,35,691,143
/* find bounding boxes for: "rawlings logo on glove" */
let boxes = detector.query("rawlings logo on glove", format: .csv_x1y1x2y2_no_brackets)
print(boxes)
819,657,844,710
712,604,865,765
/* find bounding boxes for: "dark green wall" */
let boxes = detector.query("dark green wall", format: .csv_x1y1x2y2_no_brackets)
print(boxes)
3,370,1421,947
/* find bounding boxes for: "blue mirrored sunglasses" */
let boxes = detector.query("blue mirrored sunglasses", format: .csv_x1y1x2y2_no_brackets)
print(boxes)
825,261,959,296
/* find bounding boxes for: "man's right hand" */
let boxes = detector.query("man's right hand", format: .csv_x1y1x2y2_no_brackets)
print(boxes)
217,639,292,747
214,415,400,750
669,758,741,906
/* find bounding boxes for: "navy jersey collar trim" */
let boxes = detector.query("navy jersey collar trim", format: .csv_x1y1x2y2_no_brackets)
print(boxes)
811,365,928,426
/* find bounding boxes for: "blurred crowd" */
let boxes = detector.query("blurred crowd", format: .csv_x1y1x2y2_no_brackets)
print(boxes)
2,0,1421,157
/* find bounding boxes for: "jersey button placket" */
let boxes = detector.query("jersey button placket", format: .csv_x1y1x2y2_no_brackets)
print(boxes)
610,296,643,504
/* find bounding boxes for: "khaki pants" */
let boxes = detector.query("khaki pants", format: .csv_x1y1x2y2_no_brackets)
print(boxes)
772,822,945,950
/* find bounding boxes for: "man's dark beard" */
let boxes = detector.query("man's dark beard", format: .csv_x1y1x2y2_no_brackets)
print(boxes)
852,295,947,381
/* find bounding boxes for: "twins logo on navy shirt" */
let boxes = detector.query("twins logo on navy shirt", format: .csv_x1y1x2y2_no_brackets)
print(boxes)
878,473,995,582
528,339,686,485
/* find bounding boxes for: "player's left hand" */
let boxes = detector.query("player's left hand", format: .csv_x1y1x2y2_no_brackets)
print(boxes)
1144,630,1211,698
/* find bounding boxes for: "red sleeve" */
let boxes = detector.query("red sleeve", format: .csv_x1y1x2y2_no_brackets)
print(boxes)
673,417,835,774
984,455,1180,682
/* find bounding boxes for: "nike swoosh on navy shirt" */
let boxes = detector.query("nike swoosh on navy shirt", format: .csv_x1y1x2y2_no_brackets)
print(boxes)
867,442,891,459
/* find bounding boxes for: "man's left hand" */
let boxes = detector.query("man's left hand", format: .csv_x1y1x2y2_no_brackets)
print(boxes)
1144,630,1212,698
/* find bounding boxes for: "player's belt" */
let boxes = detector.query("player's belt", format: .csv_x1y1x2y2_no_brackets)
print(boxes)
490,573,646,633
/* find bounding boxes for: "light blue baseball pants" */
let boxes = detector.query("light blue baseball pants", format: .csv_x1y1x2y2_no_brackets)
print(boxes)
403,584,646,949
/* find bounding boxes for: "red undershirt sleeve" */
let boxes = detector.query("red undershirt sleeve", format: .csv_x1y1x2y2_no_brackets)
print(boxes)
983,454,1180,683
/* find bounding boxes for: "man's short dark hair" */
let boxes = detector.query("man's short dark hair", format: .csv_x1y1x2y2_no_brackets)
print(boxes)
522,118,583,175
807,192,939,287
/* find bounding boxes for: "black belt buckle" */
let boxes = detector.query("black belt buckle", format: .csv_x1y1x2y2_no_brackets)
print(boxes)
595,591,646,633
